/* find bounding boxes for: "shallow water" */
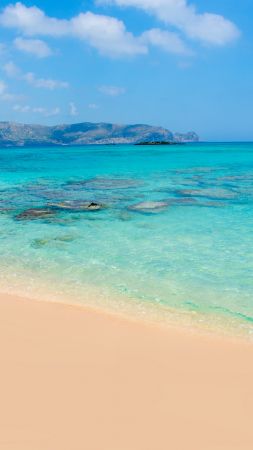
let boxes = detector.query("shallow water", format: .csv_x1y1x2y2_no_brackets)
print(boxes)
0,143,253,336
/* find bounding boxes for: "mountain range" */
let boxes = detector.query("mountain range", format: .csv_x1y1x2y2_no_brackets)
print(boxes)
0,122,199,147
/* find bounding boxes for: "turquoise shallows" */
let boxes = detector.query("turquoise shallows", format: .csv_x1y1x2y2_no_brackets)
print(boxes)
0,143,253,336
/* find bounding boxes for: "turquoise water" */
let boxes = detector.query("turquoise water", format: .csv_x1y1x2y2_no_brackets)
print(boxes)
0,143,253,336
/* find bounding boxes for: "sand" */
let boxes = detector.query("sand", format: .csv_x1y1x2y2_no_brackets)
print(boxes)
0,292,253,450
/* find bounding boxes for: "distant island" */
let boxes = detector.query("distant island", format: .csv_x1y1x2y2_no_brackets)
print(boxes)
0,121,199,148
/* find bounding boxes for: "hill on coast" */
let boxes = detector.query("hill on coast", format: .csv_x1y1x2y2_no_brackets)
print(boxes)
0,121,199,147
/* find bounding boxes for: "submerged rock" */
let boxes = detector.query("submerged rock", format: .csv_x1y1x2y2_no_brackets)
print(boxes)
218,174,253,182
170,197,198,205
48,200,105,211
118,211,132,221
175,167,217,174
197,200,226,207
176,188,236,200
66,177,140,190
169,197,225,207
31,238,49,248
0,207,13,214
129,201,169,213
31,234,76,249
15,208,55,221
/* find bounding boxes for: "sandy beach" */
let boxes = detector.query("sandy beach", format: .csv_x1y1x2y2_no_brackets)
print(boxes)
0,293,252,450
0,0,251,448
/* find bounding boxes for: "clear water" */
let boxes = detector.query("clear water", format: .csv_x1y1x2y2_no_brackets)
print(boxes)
0,143,253,336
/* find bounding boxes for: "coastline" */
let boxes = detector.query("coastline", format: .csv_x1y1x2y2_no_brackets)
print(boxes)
1,291,253,450
0,267,252,340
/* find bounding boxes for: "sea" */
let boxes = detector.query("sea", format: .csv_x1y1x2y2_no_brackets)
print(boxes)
0,142,252,337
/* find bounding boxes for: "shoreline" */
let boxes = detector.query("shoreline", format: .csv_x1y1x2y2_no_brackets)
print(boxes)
1,287,249,343
0,271,252,341
1,291,253,450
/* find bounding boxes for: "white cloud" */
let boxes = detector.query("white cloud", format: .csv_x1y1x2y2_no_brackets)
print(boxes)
13,103,61,116
0,80,7,96
13,104,30,112
88,103,99,109
0,2,70,37
14,37,53,58
3,61,20,77
142,28,191,55
99,85,126,96
3,61,69,90
46,107,60,117
0,79,23,101
3,92,23,101
0,2,239,61
101,0,240,46
0,3,147,57
69,102,78,116
32,106,46,113
71,12,146,57
23,72,69,89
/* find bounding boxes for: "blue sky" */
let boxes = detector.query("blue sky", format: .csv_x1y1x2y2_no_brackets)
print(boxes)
0,0,252,140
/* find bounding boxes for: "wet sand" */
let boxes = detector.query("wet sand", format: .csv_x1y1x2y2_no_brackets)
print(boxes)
0,292,253,450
